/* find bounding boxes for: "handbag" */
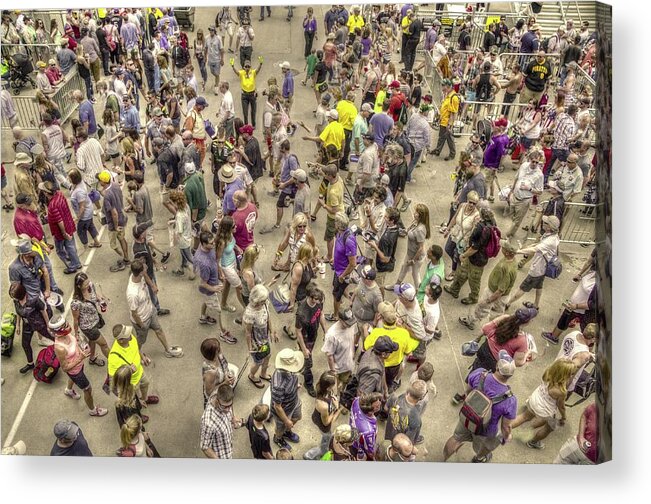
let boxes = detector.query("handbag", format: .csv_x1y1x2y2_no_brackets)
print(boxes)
97,125,105,140
461,340,480,357
269,270,292,313
102,351,131,395
543,248,563,279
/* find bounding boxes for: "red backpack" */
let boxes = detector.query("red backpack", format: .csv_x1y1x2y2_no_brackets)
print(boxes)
484,224,502,259
33,345,60,383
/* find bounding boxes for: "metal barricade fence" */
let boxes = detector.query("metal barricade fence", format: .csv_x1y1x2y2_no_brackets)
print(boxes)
526,200,598,246
1,68,82,132
1,43,61,70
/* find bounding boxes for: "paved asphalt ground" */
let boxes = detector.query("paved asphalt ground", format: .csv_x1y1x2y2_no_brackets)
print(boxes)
1,5,591,462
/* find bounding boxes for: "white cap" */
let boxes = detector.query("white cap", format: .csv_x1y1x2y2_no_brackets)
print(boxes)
326,110,339,120
380,174,390,184
280,61,291,70
184,162,196,174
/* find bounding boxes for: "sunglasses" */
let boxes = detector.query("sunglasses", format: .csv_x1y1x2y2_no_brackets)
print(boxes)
244,65,251,69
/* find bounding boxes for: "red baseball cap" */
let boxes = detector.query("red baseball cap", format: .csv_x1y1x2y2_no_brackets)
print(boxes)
239,124,254,135
389,80,401,89
493,118,508,128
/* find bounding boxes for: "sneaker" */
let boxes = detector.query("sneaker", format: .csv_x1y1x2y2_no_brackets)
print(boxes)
110,261,126,272
443,285,459,299
157,308,171,316
458,317,475,330
487,196,495,202
171,269,185,276
432,329,443,340
89,406,109,417
384,284,397,292
541,332,560,345
451,393,466,406
199,316,217,325
219,331,238,345
164,346,184,358
64,388,81,400
306,387,316,398
19,363,35,374
274,436,292,451
283,431,300,443
161,252,171,264
527,440,545,450
324,313,338,322
460,297,477,305
472,452,493,463
399,199,412,212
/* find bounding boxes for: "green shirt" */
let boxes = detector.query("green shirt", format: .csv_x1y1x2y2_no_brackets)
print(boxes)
306,54,318,76
487,258,518,296
417,261,445,304
183,173,208,221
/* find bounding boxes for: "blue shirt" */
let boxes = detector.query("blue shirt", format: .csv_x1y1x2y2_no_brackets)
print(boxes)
280,154,298,184
520,30,540,54
324,10,338,34
121,106,141,133
120,22,139,50
78,100,97,135
282,72,294,99
223,178,246,215
9,255,45,301
369,112,394,148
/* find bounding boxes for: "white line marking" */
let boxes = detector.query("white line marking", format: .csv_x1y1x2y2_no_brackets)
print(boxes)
3,226,106,448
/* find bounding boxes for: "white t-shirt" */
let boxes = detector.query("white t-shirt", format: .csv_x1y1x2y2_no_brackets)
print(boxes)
321,323,357,373
529,233,561,277
234,163,253,186
423,299,441,339
126,275,155,324
557,330,591,362
237,26,254,47
114,78,128,102
219,90,235,121
568,271,596,314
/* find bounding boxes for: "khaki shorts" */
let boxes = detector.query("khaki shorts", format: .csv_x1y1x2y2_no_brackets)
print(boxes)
145,227,155,243
203,292,222,312
221,261,242,288
109,228,125,250
453,419,502,454
134,311,162,347
324,217,336,241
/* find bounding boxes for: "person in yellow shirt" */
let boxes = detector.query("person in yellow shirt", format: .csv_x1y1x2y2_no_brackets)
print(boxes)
364,301,419,392
107,324,155,404
346,6,365,44
431,79,461,161
303,110,345,159
400,9,414,64
336,91,358,172
230,56,263,127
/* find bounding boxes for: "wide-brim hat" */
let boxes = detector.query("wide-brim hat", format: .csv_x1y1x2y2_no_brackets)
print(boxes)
218,165,236,183
275,348,305,373
542,215,561,232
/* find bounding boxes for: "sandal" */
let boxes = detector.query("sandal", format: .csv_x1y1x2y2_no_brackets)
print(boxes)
221,305,237,313
88,242,102,248
248,375,265,389
310,214,317,222
141,354,152,366
283,325,297,340
260,374,272,382
89,356,106,366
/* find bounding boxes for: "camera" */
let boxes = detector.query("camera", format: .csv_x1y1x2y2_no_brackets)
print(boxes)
349,224,376,243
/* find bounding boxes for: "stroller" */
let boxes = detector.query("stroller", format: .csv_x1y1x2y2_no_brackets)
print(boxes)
8,53,36,95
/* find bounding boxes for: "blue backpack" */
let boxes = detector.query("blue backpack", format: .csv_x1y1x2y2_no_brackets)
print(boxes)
543,250,563,279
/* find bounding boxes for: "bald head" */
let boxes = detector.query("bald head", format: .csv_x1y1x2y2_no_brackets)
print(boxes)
12,126,24,140
181,130,193,141
392,433,416,459
233,190,248,207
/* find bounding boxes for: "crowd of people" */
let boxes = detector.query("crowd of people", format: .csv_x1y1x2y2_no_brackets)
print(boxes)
1,4,599,465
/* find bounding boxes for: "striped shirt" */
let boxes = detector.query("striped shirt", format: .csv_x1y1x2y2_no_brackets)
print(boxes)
406,113,430,152
552,113,576,150
76,138,105,187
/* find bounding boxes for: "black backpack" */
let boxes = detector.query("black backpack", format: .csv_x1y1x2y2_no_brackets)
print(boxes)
173,45,189,68
476,73,492,102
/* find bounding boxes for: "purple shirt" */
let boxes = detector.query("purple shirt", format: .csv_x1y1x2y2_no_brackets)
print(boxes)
193,247,219,295
282,72,295,99
467,369,517,437
350,397,377,458
280,154,299,184
333,229,357,277
369,112,394,148
78,100,97,135
360,37,372,56
303,17,317,33
425,27,438,51
120,22,139,50
483,134,510,169
223,178,246,215
401,4,415,18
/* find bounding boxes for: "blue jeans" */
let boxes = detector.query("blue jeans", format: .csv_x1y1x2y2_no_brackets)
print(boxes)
76,218,99,245
54,237,82,270
407,149,422,182
147,281,161,311
180,247,193,269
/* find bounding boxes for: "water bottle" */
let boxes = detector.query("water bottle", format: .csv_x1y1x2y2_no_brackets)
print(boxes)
319,261,326,278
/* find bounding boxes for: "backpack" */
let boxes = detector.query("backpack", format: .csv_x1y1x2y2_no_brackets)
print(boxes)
1,312,17,357
484,225,502,258
566,361,596,407
33,345,60,383
104,26,117,52
397,96,409,126
178,31,189,50
476,73,492,102
173,45,189,68
460,372,512,435
543,250,563,279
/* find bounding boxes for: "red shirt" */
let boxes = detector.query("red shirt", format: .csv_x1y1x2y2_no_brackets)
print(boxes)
482,320,528,359
46,192,76,241
580,403,599,463
13,207,45,241
46,66,62,85
232,202,258,251
388,92,407,122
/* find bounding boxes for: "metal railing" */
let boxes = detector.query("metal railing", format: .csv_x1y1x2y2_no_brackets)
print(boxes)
1,43,61,70
525,200,598,245
1,67,83,131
